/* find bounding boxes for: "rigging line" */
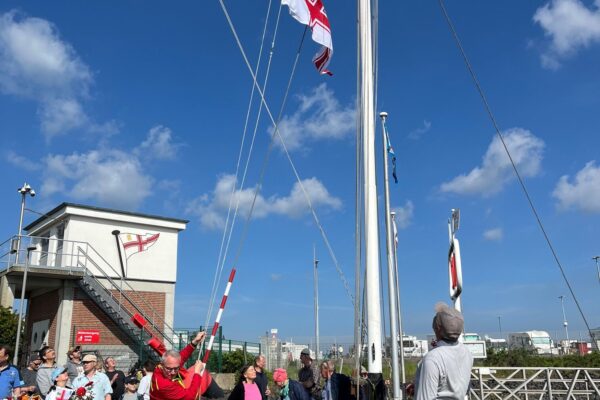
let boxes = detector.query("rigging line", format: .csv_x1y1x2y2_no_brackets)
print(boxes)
218,0,307,266
219,2,284,287
438,0,598,349
205,0,274,329
219,0,355,304
210,2,285,327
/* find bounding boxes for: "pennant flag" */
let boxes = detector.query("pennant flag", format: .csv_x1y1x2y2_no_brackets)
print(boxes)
282,0,333,75
385,128,398,183
119,232,160,259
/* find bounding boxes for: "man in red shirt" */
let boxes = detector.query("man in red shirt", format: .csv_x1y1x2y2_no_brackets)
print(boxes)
150,331,206,400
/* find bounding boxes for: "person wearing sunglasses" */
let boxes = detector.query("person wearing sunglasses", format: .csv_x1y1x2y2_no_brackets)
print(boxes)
20,354,42,396
149,331,206,400
72,354,112,400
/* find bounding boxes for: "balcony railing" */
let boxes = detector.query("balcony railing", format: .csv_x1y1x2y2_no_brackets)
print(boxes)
1,234,176,348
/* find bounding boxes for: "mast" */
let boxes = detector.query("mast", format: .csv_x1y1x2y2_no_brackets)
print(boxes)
313,244,320,361
380,112,401,399
359,0,382,374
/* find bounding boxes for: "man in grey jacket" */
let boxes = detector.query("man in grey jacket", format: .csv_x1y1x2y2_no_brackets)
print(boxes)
36,346,58,396
413,302,473,400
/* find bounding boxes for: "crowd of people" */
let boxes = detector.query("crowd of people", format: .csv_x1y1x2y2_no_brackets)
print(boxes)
225,302,473,400
0,343,156,400
1,302,473,400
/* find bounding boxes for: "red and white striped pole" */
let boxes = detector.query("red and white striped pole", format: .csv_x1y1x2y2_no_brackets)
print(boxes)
201,267,236,363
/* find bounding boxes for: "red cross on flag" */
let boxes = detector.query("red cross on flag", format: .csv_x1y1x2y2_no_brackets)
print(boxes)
282,0,333,75
119,232,160,259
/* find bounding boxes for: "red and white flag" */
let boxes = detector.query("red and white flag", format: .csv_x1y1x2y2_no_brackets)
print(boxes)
119,232,160,259
282,0,333,75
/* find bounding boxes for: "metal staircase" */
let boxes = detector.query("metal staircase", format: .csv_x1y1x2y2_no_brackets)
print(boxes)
1,234,177,361
77,269,160,361
74,245,176,360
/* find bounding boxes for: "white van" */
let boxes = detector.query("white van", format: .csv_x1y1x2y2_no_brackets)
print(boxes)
508,331,556,355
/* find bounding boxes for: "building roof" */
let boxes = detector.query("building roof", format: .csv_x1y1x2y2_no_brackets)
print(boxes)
24,202,188,231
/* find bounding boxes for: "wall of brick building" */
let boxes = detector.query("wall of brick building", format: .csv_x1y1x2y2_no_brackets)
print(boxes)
71,287,166,348
23,283,167,370
27,289,60,349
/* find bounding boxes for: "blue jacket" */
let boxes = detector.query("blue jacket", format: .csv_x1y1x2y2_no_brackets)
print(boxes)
323,373,351,400
282,379,309,400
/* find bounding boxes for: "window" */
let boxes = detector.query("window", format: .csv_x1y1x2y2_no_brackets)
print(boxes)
532,337,550,345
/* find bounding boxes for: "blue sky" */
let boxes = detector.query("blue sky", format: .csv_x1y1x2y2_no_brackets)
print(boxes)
1,0,600,345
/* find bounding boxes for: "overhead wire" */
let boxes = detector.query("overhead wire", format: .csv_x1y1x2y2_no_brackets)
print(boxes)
218,0,355,304
205,0,275,329
438,0,598,349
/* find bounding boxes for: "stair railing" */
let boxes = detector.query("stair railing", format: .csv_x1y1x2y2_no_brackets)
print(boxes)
76,245,175,347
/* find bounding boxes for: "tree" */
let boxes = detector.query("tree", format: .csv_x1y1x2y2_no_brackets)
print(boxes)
0,306,20,346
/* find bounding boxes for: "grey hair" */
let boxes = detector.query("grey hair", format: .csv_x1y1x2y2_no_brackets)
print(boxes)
161,350,181,363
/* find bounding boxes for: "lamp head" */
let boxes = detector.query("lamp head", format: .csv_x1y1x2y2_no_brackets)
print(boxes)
18,183,35,197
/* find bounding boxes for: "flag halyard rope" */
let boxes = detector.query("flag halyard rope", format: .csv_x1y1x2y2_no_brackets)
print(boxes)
218,0,354,305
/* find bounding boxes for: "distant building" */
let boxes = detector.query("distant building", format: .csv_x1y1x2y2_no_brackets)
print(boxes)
0,202,187,368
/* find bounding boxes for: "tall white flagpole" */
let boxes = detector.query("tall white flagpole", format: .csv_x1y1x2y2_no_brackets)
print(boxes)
359,0,382,374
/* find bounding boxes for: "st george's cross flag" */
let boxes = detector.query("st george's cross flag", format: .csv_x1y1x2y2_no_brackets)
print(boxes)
119,232,160,259
282,0,333,75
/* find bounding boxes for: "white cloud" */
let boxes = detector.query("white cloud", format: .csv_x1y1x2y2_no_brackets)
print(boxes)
408,120,432,140
272,83,355,151
533,0,600,69
553,160,600,213
186,174,342,230
0,11,111,138
483,228,503,241
440,128,544,197
392,200,414,229
270,273,283,281
41,149,153,209
6,150,40,171
134,125,182,161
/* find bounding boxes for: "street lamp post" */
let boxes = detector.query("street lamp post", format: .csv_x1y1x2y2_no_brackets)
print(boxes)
13,245,37,365
593,256,600,285
16,183,35,264
558,295,569,344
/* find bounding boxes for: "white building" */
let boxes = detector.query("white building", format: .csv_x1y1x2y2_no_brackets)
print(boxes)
0,202,187,367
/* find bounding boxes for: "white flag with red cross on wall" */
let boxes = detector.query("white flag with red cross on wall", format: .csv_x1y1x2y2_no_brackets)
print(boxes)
119,232,160,259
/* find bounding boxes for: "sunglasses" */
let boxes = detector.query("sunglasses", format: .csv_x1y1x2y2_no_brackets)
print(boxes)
163,366,180,373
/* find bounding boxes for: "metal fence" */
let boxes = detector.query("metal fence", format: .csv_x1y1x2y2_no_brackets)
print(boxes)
469,367,600,400
174,327,261,373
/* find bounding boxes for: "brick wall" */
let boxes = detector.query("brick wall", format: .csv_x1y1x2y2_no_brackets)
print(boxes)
27,290,60,349
71,288,166,347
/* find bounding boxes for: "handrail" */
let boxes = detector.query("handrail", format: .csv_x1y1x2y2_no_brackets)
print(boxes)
1,234,175,347
76,246,174,346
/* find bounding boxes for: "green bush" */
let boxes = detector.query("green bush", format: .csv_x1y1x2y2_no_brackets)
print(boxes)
480,348,600,368
222,349,252,374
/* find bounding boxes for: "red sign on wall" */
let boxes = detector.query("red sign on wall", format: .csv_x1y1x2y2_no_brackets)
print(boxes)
75,330,100,344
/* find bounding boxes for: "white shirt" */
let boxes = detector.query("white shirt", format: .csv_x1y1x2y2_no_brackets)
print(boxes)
137,373,152,400
45,387,74,400
414,340,473,400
